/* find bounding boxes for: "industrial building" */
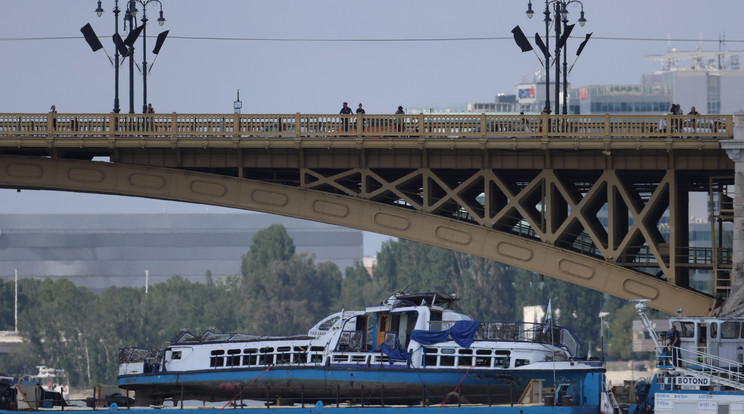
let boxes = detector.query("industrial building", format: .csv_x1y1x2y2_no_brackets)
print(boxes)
0,213,363,294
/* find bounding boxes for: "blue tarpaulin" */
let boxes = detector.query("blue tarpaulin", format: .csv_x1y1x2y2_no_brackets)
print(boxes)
410,320,480,348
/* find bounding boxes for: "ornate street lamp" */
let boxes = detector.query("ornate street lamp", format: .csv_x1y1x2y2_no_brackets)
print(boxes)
526,1,553,114
94,0,123,113
525,0,588,115
559,1,586,114
130,0,165,113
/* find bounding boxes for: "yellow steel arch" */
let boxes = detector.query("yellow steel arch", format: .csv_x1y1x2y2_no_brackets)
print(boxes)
0,155,714,315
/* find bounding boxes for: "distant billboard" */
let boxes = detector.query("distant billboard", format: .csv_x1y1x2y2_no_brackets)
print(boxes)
517,85,536,103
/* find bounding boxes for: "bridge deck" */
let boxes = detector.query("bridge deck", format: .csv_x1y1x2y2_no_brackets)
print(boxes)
0,113,732,140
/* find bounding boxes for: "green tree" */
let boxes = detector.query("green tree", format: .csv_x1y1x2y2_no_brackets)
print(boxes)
340,260,373,310
606,302,638,361
241,224,295,275
239,225,342,335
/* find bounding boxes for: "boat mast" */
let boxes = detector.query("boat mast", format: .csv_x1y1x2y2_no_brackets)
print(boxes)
14,268,18,332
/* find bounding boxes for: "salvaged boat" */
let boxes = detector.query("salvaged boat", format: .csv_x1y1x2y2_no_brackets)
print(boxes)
118,293,604,406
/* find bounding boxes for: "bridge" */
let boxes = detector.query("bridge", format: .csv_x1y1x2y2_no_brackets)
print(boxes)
0,112,738,316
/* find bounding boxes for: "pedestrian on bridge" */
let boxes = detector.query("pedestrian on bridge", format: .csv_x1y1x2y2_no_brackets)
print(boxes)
49,105,57,130
395,106,404,132
340,102,352,132
356,103,366,131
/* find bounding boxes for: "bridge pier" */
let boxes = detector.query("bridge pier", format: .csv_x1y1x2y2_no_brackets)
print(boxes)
720,111,744,315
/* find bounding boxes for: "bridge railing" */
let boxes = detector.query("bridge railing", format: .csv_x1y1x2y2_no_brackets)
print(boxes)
0,113,732,139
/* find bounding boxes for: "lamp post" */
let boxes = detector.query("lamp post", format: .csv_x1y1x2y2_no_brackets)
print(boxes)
94,0,122,113
559,1,586,114
124,1,136,113
526,0,587,115
129,0,165,114
525,1,551,113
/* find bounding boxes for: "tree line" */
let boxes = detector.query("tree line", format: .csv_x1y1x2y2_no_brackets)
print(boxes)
0,224,648,389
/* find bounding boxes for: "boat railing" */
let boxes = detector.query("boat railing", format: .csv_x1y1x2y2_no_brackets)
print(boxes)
663,347,744,392
429,321,584,357
119,347,160,364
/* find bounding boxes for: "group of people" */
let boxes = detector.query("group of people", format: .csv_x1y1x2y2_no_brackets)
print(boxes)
339,102,404,115
339,102,406,132
668,103,700,117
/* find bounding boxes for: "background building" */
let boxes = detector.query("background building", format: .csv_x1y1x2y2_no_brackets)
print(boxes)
460,48,744,115
0,213,363,293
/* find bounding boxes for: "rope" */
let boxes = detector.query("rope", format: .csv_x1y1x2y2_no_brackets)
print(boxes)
439,365,473,407
219,365,273,412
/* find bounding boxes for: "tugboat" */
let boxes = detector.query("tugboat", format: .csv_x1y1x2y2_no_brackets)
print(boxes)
118,293,604,406
630,300,744,413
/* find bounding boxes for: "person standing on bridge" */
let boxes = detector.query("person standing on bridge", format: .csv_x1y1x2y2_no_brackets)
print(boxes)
395,106,404,132
356,103,366,131
340,102,352,132
146,103,155,131
49,105,57,130
687,106,700,131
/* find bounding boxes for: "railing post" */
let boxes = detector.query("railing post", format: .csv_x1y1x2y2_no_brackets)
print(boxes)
418,113,425,138
481,113,486,138
295,113,302,138
171,112,178,138
540,112,548,138
666,113,672,138
47,112,54,136
233,113,240,139
604,114,610,139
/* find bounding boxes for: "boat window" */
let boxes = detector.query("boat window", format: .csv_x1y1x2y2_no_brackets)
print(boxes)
494,356,510,368
401,313,418,347
259,347,274,365
277,347,291,352
475,357,491,367
676,322,695,338
440,355,455,366
243,355,257,366
458,349,473,354
310,346,325,352
209,350,225,368
171,351,182,360
458,355,472,366
430,310,443,331
476,349,492,355
355,316,368,350
710,323,718,339
424,348,437,367
338,331,364,352
390,314,401,333
318,316,340,331
441,348,456,354
383,332,397,348
276,352,291,365
226,349,241,367
515,359,530,367
721,322,740,339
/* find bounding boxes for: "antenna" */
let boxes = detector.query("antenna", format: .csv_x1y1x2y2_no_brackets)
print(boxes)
234,89,243,114
14,268,18,332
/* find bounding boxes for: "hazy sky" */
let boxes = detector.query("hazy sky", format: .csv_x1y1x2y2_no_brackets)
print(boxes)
1,0,740,254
